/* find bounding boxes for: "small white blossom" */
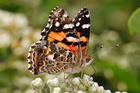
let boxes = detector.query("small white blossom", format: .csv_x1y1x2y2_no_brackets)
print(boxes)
97,86,104,93
31,78,44,89
88,86,96,93
83,74,93,84
47,79,52,84
104,89,111,93
52,87,61,93
77,90,84,93
51,78,59,87
92,82,99,88
115,92,121,93
47,78,59,87
72,77,80,86
0,32,11,48
83,74,93,87
30,74,127,93
0,9,28,28
79,84,86,91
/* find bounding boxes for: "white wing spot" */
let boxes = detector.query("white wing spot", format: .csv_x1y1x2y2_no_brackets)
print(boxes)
55,22,60,27
82,15,84,17
67,37,79,42
63,24,74,29
63,13,67,17
51,10,54,13
28,58,30,62
85,14,90,18
46,24,49,27
43,46,47,49
56,18,59,20
42,29,46,32
82,24,90,29
79,18,81,21
76,22,80,27
63,24,69,29
47,54,55,61
69,24,74,28
28,52,31,57
28,64,31,68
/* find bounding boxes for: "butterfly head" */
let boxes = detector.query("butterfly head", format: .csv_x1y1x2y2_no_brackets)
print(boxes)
83,56,94,67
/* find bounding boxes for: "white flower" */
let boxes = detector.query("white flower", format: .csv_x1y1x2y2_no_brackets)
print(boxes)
52,87,61,93
72,77,80,86
47,79,52,84
104,90,111,93
31,78,44,89
79,84,86,91
83,74,93,83
88,86,96,93
51,78,59,87
83,74,93,87
0,31,11,48
115,92,121,93
0,9,28,28
77,90,84,93
30,74,127,93
47,78,59,87
97,86,104,93
92,82,99,88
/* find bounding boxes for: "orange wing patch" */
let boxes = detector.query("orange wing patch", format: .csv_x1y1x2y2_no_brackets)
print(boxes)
48,32,64,41
57,42,71,50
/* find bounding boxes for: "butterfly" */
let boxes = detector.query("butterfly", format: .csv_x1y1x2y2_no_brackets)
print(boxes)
28,6,93,75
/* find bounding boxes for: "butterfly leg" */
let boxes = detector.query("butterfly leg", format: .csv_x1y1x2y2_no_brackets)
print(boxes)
83,66,91,76
90,64,96,76
64,72,72,83
81,66,91,85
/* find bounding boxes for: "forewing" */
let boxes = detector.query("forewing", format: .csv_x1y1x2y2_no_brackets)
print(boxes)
40,6,80,56
73,8,90,56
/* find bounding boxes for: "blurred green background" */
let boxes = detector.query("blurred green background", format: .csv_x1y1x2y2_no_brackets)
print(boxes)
0,0,140,93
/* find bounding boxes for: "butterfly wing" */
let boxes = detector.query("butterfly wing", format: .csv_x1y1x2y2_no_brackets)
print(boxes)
73,8,90,56
40,6,81,56
28,7,83,75
28,7,91,75
28,40,78,75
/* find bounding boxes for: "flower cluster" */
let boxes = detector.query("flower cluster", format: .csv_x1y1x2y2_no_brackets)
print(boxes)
31,74,127,93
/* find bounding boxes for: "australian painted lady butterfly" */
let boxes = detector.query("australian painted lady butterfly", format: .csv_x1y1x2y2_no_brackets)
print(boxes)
28,6,93,75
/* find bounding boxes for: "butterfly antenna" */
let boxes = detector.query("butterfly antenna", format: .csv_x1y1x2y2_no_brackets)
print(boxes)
90,44,119,56
89,45,104,56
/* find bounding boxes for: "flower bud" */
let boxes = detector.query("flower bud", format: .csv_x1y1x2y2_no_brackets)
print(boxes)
52,87,61,93
88,86,96,93
104,89,111,93
72,77,80,86
51,78,59,87
79,84,86,91
77,90,84,93
97,86,104,93
31,78,44,89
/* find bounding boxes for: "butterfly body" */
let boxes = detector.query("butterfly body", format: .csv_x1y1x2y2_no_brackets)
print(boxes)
28,6,93,75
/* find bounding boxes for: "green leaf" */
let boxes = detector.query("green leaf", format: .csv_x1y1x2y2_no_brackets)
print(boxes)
128,7,140,35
